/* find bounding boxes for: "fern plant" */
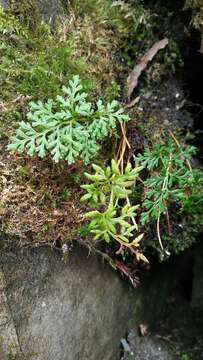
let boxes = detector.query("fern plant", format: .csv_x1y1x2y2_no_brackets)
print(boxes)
135,140,197,225
81,160,142,205
81,159,148,262
135,139,199,250
8,75,129,164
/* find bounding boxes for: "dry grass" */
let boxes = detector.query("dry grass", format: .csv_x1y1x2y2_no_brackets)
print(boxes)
0,150,84,247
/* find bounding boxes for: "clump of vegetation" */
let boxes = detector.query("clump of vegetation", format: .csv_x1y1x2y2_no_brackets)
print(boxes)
7,0,41,31
0,1,203,278
0,5,86,103
81,159,148,262
135,138,199,250
185,0,203,34
8,75,129,164
184,0,203,55
0,153,83,248
79,134,202,260
0,0,183,106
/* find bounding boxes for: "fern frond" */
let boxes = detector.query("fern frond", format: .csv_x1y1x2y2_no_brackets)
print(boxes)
8,75,130,164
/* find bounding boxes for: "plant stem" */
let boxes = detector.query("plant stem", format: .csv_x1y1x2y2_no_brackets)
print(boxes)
156,210,164,250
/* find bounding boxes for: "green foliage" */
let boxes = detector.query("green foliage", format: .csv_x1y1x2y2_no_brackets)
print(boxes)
0,6,105,104
0,0,183,107
18,44,88,100
0,20,85,102
81,160,147,261
0,5,27,35
185,0,203,32
8,75,129,164
181,169,203,216
135,140,198,225
6,0,40,31
80,140,202,259
81,160,141,205
85,204,141,244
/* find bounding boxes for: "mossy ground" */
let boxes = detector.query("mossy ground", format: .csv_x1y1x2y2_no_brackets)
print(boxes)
0,1,202,256
0,1,140,248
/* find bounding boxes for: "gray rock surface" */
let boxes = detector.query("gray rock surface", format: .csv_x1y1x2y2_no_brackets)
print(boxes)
121,330,177,360
0,0,65,22
191,241,203,308
0,246,139,360
37,0,65,21
0,270,20,359
0,0,8,7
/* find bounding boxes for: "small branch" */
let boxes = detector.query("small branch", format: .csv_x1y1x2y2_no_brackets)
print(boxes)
156,211,164,251
165,204,172,236
126,38,169,100
76,238,116,269
117,122,129,173
124,96,140,109
120,122,131,150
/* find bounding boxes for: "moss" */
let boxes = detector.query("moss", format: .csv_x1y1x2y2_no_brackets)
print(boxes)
0,0,183,108
0,1,200,255
0,9,86,102
8,0,41,31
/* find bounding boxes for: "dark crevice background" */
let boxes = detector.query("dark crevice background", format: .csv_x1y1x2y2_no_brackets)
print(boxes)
131,1,203,358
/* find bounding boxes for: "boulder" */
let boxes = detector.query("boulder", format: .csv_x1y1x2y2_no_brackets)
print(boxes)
0,246,139,360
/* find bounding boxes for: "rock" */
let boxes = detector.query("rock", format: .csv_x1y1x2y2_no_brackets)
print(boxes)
0,0,65,23
0,0,8,7
0,270,20,359
191,241,203,308
0,246,139,360
121,330,177,360
36,0,65,22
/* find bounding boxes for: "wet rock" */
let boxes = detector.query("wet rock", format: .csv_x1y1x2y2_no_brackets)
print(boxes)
0,246,139,360
121,330,177,360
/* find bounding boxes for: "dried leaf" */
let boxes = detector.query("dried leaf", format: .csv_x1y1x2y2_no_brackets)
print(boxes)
139,323,148,336
131,233,144,246
136,252,149,263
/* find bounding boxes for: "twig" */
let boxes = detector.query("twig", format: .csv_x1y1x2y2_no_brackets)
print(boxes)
124,96,140,109
76,238,116,269
165,203,172,236
157,211,164,251
117,122,128,173
120,122,131,150
126,38,169,100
